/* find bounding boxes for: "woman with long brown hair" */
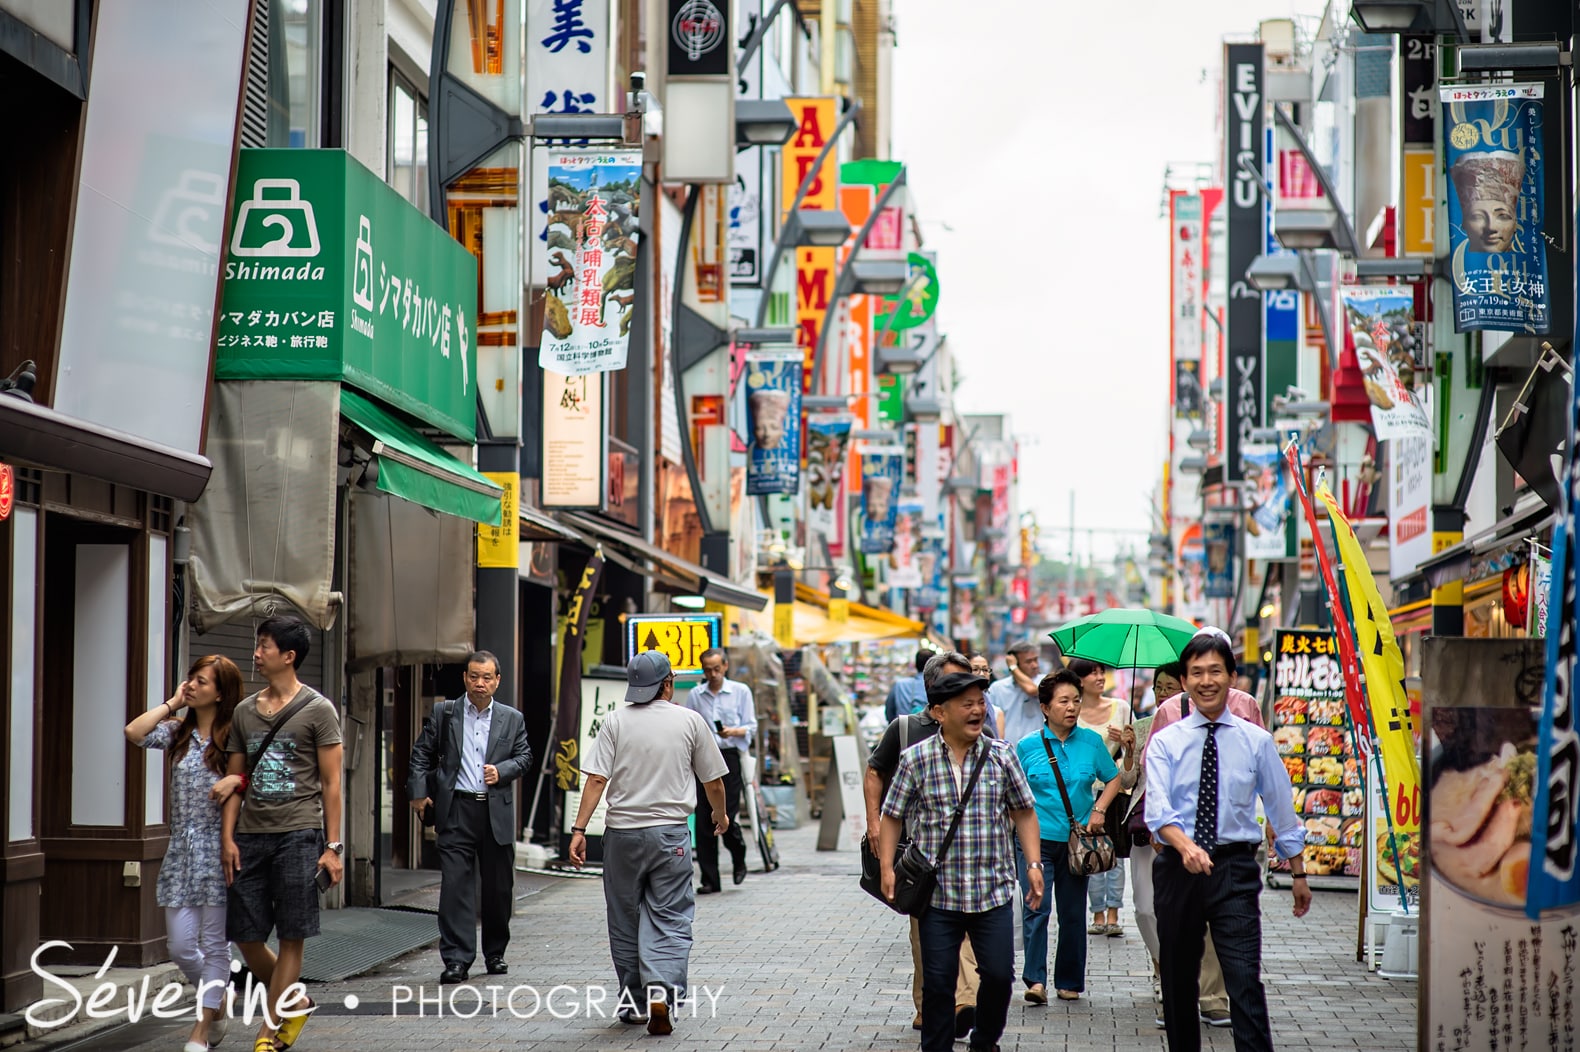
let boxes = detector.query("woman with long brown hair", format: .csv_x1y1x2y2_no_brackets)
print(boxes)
126,655,245,1052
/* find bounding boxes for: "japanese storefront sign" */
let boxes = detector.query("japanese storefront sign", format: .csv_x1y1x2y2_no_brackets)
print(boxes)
1366,758,1420,912
989,463,1012,560
666,0,729,76
1529,544,1551,638
859,447,904,555
1241,444,1292,561
0,462,12,522
1170,191,1203,419
537,151,642,374
1424,639,1573,1046
780,98,839,216
744,350,802,496
1339,286,1432,441
552,550,605,795
1270,629,1363,879
624,613,722,675
477,472,520,568
1223,43,1265,484
527,0,610,282
1203,519,1236,599
729,149,763,285
217,150,479,441
889,498,925,589
1389,435,1434,581
1400,34,1437,258
1440,83,1550,333
1262,127,1299,426
1176,522,1208,622
795,247,835,391
541,370,606,508
876,253,938,332
807,415,853,547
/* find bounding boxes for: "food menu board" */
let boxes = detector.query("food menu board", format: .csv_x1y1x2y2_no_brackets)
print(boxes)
1269,629,1364,878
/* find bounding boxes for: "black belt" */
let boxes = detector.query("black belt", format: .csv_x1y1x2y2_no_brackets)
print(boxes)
458,792,490,801
1161,841,1256,862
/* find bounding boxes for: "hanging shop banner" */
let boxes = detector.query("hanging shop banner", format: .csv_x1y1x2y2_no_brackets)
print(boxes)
1423,638,1571,1045
1367,756,1420,913
552,548,606,793
1223,43,1265,484
1270,629,1364,879
1177,521,1209,622
1203,519,1236,599
807,414,853,548
625,613,722,674
889,498,925,589
1440,83,1550,333
744,350,802,495
859,447,904,555
781,97,838,216
537,150,642,375
1315,485,1422,834
477,472,520,568
1242,444,1292,561
729,149,762,285
1170,191,1203,419
1388,435,1434,581
874,252,939,332
542,370,607,508
1529,544,1551,638
1339,285,1432,441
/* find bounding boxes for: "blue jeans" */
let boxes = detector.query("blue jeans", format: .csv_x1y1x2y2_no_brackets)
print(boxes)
918,902,1013,1052
1088,860,1126,912
1017,841,1089,991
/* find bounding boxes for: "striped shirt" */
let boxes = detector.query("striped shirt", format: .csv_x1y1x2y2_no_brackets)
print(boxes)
881,733,1036,913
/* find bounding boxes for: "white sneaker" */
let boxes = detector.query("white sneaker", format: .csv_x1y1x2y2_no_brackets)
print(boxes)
183,1042,208,1052
209,1015,228,1046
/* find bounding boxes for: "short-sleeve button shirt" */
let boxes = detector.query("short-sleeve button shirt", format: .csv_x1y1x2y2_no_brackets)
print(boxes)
881,734,1035,913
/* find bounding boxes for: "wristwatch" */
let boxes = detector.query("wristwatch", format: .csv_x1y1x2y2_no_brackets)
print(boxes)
327,841,344,856
1026,861,1044,871
571,826,587,834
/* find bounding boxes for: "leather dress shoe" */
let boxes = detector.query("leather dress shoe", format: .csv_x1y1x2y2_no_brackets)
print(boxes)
697,884,721,895
954,1005,976,1038
733,861,748,885
486,957,508,975
439,965,469,984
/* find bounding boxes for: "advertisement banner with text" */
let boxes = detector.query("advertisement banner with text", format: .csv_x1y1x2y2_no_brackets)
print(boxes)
859,447,904,555
1223,43,1265,483
1340,285,1432,441
807,414,853,553
744,350,802,495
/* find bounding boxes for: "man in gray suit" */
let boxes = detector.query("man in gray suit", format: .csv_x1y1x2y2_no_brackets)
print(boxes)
408,651,532,984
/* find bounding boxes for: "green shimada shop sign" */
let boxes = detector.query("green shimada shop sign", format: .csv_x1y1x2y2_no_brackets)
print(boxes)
216,149,479,441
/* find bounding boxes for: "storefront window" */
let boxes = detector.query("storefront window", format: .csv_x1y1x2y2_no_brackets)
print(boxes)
388,71,429,214
267,0,321,147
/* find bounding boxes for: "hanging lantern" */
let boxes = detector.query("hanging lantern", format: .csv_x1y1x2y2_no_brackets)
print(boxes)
1503,563,1529,629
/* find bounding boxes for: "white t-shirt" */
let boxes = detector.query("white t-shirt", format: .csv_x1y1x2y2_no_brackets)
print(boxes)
582,700,730,830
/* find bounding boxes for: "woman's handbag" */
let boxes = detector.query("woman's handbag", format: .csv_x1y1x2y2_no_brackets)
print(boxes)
1040,734,1117,876
859,742,992,916
1105,780,1134,859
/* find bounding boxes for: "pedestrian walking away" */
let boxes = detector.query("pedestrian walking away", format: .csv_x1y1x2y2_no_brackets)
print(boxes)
221,616,345,1052
1144,630,1311,1052
1013,669,1126,1004
125,655,245,1052
884,647,931,723
406,650,532,984
1070,658,1138,936
864,650,984,1037
569,650,730,1038
879,671,1044,1052
685,647,756,892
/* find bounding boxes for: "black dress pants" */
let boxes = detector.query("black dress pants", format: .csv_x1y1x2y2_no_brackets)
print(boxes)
1154,844,1273,1052
437,796,515,969
694,747,746,888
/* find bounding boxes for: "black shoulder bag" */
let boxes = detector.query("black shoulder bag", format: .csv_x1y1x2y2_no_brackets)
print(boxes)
861,738,991,917
1042,733,1117,876
419,701,455,827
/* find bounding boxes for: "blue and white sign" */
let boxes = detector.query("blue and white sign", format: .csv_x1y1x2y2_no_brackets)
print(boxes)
744,350,801,495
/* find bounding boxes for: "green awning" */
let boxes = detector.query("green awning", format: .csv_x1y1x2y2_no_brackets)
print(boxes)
339,388,502,526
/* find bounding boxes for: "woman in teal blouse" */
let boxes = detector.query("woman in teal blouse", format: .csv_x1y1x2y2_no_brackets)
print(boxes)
1014,669,1124,1002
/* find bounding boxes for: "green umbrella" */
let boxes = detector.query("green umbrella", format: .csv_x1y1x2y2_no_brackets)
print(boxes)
1048,608,1200,670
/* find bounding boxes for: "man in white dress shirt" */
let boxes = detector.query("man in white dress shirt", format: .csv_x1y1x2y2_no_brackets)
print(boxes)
1145,631,1310,1052
685,647,757,891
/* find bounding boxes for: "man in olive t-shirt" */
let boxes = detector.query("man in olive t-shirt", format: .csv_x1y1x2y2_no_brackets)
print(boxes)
220,616,343,1051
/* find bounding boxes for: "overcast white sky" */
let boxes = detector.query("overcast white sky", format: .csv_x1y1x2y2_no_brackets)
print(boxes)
892,0,1326,562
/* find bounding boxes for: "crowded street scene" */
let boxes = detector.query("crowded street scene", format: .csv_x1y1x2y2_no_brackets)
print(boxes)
0,1,1575,1051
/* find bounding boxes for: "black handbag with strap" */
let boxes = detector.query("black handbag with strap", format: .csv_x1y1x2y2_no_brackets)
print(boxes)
861,738,992,917
1040,733,1118,876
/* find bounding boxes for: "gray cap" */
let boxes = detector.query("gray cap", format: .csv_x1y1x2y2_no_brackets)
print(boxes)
626,650,673,703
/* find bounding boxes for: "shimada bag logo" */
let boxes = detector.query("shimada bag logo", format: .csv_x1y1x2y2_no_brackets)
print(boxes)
228,177,325,280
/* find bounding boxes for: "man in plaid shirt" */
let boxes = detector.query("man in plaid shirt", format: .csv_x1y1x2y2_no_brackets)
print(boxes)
880,672,1045,1052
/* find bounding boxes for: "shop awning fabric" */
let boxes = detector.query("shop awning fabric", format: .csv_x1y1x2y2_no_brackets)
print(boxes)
1413,495,1554,590
557,512,769,611
339,388,503,526
781,582,927,646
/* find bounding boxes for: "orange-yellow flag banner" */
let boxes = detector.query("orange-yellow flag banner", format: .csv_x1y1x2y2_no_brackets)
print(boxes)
1316,484,1422,833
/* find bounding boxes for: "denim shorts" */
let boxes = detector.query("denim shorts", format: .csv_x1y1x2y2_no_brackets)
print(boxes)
226,828,324,943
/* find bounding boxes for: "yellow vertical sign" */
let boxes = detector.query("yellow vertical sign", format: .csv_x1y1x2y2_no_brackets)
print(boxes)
1402,149,1436,257
780,98,839,217
774,603,796,648
477,472,519,568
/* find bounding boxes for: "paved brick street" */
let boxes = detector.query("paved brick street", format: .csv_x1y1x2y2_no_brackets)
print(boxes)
79,822,1415,1052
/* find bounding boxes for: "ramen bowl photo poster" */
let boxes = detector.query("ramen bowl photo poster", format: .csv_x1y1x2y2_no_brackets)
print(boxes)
1421,638,1574,1051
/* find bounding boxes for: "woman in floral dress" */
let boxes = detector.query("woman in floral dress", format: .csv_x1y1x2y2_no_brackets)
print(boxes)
126,655,244,1052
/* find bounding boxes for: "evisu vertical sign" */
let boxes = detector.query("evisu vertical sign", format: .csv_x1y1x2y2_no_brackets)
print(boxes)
1224,44,1264,484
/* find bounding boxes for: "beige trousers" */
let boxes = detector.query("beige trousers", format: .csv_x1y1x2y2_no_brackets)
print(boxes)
909,915,980,1012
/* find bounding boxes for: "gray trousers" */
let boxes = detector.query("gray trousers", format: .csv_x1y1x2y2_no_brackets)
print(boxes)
602,824,696,1006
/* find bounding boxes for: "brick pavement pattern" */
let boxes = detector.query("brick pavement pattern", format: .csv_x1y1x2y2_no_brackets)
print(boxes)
107,823,1416,1051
